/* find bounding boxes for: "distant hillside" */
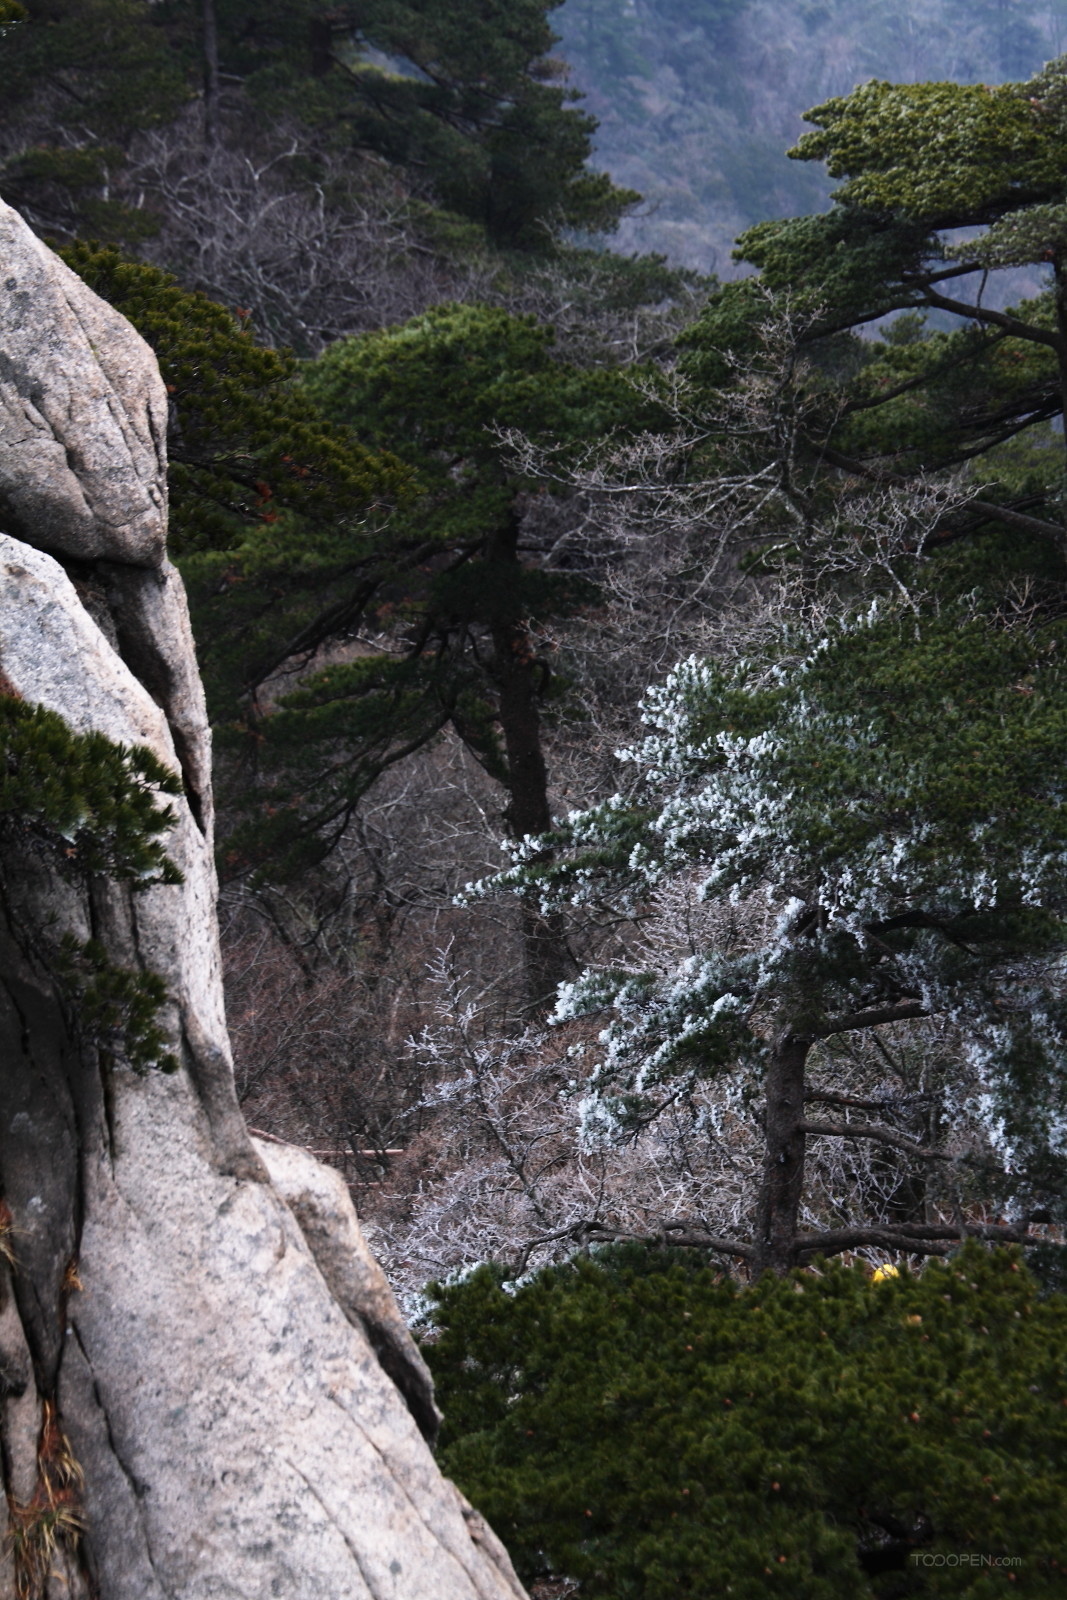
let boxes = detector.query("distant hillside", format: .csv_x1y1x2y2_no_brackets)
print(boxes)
556,0,1067,271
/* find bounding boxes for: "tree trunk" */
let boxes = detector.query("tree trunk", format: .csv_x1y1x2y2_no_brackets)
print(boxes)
488,615,569,1005
308,14,336,78
0,199,528,1600
752,1026,811,1276
202,0,220,148
1053,252,1067,532
486,516,572,1010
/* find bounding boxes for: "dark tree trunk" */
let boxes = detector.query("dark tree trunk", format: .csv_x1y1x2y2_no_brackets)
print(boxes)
753,1027,811,1276
1053,253,1067,530
308,15,336,78
490,614,572,1007
491,619,550,844
486,514,573,1009
202,0,220,148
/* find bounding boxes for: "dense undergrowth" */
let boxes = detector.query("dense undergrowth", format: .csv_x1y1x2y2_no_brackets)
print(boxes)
427,1244,1067,1598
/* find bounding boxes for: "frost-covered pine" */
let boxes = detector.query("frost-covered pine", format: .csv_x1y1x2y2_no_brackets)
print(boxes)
488,596,1067,1272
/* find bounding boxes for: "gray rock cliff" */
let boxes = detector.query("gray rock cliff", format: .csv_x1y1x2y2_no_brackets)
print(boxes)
0,200,527,1600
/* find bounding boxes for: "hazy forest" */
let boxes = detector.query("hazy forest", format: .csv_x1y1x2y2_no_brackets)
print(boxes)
4,0,1067,1592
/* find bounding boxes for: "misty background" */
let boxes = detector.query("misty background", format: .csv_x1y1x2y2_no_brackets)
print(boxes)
557,0,1067,271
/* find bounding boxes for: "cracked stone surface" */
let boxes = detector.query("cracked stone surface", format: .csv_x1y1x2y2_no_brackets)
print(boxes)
0,203,168,566
0,201,528,1599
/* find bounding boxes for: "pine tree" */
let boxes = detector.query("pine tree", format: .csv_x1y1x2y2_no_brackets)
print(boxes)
0,0,637,252
488,562,1067,1269
681,54,1067,544
0,692,185,1071
299,300,654,999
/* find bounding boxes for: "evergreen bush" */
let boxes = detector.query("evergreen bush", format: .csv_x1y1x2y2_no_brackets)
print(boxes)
427,1244,1067,1597
0,694,181,882
0,692,184,1070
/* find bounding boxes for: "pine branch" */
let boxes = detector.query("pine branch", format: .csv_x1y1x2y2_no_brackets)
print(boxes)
804,1088,934,1112
794,1221,1028,1258
815,1001,928,1039
799,1118,948,1162
919,285,1063,351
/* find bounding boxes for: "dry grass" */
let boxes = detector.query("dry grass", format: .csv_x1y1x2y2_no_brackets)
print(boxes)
0,1201,18,1270
7,1403,84,1600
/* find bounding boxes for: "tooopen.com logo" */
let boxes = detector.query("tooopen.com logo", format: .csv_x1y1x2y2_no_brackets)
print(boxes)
910,1554,1023,1568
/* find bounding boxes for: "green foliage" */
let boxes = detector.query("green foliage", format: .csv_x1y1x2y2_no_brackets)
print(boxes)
1,0,185,136
829,305,1060,476
427,1244,1067,1598
790,78,1067,222
0,696,181,1075
55,936,178,1073
306,299,640,451
0,0,188,236
0,0,634,252
303,300,643,549
0,694,181,885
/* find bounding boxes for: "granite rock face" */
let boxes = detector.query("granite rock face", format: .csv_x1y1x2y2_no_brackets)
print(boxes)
0,203,167,566
0,199,527,1600
253,1136,444,1445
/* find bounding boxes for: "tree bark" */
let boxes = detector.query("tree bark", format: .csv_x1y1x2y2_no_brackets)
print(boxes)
752,1027,811,1276
308,14,336,78
489,613,573,1007
486,514,573,1009
202,0,220,148
1053,252,1067,530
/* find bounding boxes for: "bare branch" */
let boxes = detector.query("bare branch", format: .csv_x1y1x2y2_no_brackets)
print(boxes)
819,446,1066,541
580,1221,756,1260
919,285,1064,351
815,1002,928,1039
799,1118,949,1162
804,1088,933,1112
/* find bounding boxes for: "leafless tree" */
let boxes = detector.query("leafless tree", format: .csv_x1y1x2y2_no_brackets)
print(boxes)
119,112,500,353
221,730,541,1187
